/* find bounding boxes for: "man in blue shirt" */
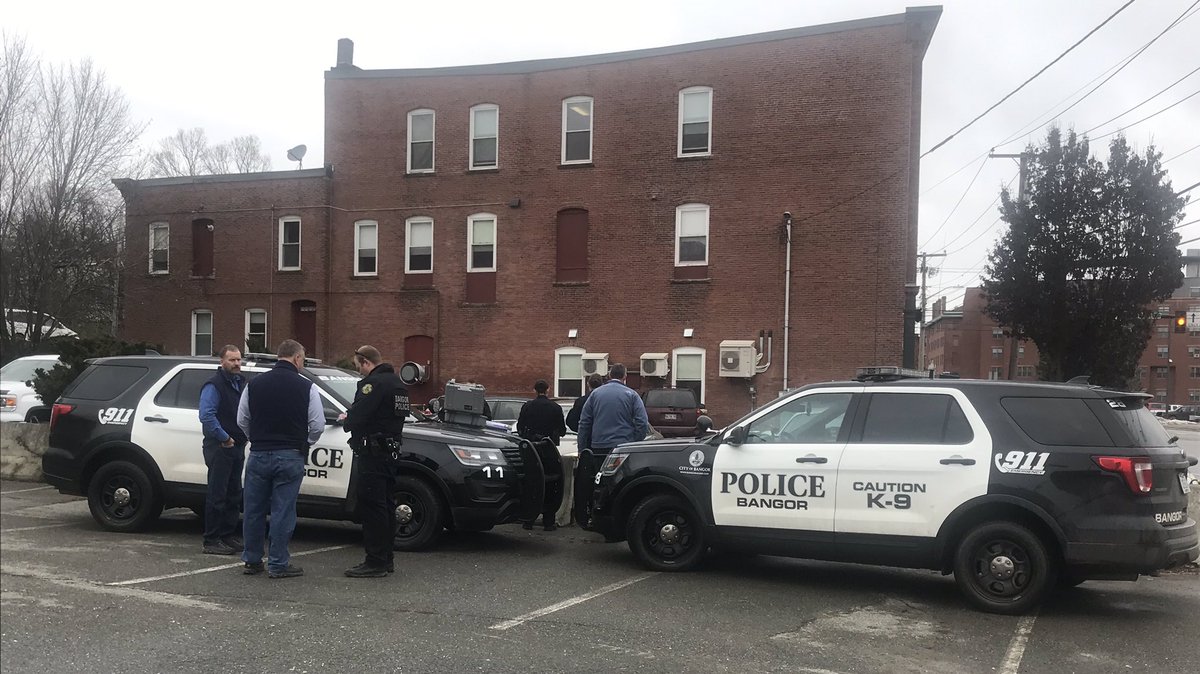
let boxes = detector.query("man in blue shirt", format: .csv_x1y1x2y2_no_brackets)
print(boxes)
198,345,246,555
236,340,325,579
576,363,649,528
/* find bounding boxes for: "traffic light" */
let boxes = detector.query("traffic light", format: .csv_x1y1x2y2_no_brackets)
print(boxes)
1176,311,1188,333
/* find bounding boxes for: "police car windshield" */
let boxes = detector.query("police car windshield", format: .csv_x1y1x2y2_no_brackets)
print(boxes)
305,366,361,406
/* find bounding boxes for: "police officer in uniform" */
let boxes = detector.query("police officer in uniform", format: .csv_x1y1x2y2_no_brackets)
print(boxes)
516,379,567,531
340,345,410,578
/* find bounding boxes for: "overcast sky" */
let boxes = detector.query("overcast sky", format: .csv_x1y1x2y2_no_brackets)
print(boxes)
5,0,1198,311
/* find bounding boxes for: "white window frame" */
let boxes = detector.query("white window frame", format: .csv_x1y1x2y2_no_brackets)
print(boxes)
469,104,499,170
677,86,713,157
407,109,435,173
405,217,434,274
354,220,379,277
278,217,301,271
192,310,213,357
561,96,593,165
245,308,267,353
554,346,586,398
672,346,706,405
149,222,169,274
467,213,497,272
675,203,710,266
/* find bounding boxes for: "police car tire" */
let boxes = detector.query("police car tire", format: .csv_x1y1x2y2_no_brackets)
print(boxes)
392,476,444,551
626,493,707,572
87,460,163,532
953,521,1055,615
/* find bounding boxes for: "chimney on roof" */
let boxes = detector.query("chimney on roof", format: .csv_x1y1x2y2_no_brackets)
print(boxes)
336,38,354,68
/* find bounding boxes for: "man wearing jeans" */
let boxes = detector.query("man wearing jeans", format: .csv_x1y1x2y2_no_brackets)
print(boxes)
198,345,247,555
236,340,324,579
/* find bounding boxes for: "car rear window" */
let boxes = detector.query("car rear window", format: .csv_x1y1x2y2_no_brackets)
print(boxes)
644,389,697,408
63,365,150,401
1001,397,1113,446
1103,397,1172,447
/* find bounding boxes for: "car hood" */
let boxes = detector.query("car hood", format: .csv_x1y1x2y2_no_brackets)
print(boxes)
405,420,520,448
617,437,710,453
0,379,36,395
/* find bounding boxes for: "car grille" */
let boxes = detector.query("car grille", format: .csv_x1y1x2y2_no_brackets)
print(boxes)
501,445,525,472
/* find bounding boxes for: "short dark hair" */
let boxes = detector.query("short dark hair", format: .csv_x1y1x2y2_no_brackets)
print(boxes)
587,374,604,391
218,344,241,359
534,379,549,394
354,345,382,365
277,339,305,359
609,363,626,380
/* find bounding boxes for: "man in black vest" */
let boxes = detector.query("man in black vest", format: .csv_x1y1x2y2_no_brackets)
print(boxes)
517,379,567,531
340,345,409,578
236,340,324,579
566,374,604,432
197,345,247,555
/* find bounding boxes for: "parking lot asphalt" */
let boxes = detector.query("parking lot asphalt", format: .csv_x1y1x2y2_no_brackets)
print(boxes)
1,478,1197,674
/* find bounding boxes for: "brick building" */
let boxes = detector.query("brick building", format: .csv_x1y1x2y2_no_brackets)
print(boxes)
116,8,941,423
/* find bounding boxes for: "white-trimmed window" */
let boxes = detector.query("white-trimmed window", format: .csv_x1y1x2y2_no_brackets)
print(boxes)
678,86,712,156
279,217,301,270
406,217,433,273
192,310,213,357
562,96,593,164
149,222,169,274
468,213,496,272
408,109,435,173
245,309,267,353
988,367,1002,380
354,220,378,276
672,347,706,405
555,346,585,398
675,203,709,266
469,104,499,169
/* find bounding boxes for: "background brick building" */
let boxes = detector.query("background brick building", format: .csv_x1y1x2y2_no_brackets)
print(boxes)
117,8,941,424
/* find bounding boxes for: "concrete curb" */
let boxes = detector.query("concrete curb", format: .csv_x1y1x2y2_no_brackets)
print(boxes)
0,421,49,482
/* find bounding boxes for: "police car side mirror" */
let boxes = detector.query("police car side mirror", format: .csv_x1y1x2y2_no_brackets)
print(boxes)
695,415,713,435
726,425,748,446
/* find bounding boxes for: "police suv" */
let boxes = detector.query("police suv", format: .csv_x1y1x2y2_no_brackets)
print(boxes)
41,355,544,550
589,367,1199,614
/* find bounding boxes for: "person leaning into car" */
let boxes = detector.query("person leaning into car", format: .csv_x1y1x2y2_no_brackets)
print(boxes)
575,363,649,529
338,345,410,578
236,339,324,579
197,344,246,556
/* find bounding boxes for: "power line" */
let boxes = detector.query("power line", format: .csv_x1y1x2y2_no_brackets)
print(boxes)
920,156,988,248
938,173,1018,251
1164,141,1200,164
1088,87,1200,140
947,216,1004,256
1175,217,1200,230
1081,66,1200,135
920,0,1139,158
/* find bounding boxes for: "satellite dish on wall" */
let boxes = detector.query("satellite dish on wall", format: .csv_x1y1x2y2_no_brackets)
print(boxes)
287,144,307,169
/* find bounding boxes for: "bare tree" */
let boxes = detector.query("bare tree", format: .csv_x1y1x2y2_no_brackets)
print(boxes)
227,135,271,172
146,128,272,177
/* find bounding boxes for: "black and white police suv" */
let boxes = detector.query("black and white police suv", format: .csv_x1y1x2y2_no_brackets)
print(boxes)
41,355,544,550
589,367,1199,614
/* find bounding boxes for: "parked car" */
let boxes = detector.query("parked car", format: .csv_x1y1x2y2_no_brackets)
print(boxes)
41,354,546,549
642,387,704,437
591,367,1198,614
1148,402,1168,416
1163,405,1200,421
0,354,62,423
485,396,529,430
3,309,77,340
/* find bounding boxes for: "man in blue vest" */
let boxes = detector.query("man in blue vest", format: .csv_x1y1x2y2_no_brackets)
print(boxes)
236,339,324,579
198,344,247,555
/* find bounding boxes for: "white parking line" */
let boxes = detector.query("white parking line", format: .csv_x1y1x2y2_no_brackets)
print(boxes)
0,485,52,495
108,544,352,586
998,613,1038,674
488,572,657,631
1,522,74,533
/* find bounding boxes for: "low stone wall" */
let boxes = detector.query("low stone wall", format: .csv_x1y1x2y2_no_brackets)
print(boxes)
0,421,49,481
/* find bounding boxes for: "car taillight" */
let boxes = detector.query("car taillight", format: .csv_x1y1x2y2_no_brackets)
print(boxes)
50,403,74,431
1095,456,1153,494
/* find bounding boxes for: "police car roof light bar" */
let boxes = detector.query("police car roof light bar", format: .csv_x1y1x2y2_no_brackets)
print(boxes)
241,352,324,366
855,365,932,382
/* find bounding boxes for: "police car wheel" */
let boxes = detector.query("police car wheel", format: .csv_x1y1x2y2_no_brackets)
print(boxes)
87,460,163,532
392,476,444,551
953,521,1055,615
626,494,706,572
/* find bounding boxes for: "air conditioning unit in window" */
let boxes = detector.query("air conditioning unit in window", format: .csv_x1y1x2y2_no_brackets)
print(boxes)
718,340,757,378
581,353,609,376
640,353,669,377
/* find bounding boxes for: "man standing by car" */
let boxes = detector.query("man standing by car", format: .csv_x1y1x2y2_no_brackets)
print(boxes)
236,340,324,579
566,374,604,432
339,345,409,578
198,345,246,555
517,379,567,531
575,363,649,528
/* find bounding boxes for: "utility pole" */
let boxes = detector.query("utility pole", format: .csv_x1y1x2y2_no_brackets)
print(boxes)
989,151,1031,380
917,251,947,372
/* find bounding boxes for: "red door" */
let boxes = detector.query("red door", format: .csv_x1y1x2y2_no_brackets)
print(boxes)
291,300,317,355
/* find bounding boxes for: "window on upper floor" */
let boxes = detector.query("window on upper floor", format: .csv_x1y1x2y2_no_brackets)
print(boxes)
675,203,709,266
279,217,301,270
678,86,712,156
470,104,498,169
468,213,496,272
562,96,593,164
555,208,588,283
406,217,433,273
149,222,169,274
191,219,214,277
992,328,1004,338
408,109,435,173
355,220,378,276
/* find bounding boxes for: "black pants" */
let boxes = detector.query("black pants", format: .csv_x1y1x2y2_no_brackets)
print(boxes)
357,452,398,568
542,474,564,523
573,448,611,527
202,440,245,545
